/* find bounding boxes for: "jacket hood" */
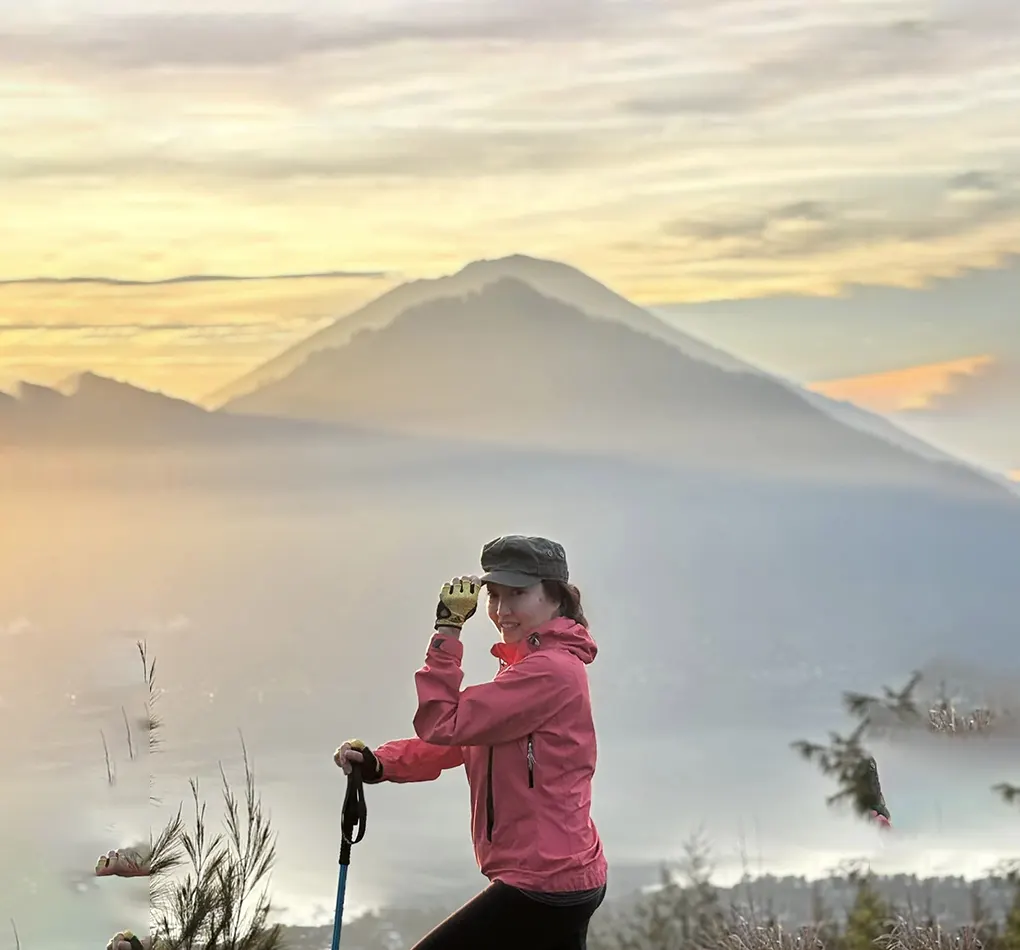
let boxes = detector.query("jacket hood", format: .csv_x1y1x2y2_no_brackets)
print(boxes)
491,616,597,666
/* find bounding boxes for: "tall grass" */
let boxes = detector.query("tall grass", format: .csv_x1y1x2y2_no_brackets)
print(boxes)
102,641,283,950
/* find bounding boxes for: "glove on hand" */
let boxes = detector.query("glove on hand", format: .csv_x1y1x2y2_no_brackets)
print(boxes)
335,738,383,783
107,932,147,950
435,576,479,630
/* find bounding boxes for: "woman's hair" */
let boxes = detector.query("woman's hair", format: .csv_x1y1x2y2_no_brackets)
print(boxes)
541,580,588,627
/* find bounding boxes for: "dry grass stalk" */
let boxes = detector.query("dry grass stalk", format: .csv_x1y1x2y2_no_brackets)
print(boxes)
928,701,997,736
150,740,282,950
84,639,283,950
876,918,985,950
724,917,825,950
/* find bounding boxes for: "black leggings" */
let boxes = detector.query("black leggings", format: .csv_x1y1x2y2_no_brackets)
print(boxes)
410,880,605,950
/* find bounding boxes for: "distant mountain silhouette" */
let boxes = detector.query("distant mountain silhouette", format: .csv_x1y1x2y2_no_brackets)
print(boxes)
0,372,352,446
209,253,1005,489
223,278,1007,497
204,254,754,408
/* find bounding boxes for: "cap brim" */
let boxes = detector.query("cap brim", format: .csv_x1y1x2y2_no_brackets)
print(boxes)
480,570,542,588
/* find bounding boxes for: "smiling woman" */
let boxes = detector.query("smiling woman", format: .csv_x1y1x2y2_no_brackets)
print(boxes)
334,534,607,950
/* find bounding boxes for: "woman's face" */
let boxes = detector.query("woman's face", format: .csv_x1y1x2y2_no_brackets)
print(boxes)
486,582,561,643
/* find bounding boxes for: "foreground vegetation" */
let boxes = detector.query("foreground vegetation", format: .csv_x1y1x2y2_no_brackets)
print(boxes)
41,648,1017,950
583,834,1020,950
95,642,283,950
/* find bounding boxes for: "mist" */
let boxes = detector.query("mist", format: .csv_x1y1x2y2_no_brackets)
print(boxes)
2,433,1019,946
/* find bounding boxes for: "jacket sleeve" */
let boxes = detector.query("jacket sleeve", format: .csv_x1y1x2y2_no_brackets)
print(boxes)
412,632,576,747
372,736,465,783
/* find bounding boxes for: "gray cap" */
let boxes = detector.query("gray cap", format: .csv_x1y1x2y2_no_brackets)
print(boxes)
480,535,569,588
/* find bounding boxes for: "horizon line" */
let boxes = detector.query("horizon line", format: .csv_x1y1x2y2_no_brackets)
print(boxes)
0,269,395,288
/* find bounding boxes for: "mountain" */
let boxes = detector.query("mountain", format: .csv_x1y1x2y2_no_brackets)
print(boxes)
219,277,1007,493
222,277,1009,498
0,372,351,446
209,254,1006,486
204,254,754,408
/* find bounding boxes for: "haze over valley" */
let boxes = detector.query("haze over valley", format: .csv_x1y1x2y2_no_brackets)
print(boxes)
3,257,1019,947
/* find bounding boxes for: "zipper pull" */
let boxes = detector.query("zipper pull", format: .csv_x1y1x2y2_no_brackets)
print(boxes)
527,735,535,787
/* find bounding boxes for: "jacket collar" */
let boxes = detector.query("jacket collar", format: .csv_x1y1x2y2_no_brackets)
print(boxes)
489,616,596,667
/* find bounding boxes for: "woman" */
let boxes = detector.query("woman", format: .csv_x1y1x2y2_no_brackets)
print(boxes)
335,534,607,950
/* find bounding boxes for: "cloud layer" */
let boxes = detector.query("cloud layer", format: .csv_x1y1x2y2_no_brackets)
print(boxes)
4,0,1019,289
0,277,392,400
3,0,1019,397
807,355,997,414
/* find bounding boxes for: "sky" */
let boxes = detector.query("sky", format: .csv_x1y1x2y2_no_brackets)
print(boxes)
1,0,1017,469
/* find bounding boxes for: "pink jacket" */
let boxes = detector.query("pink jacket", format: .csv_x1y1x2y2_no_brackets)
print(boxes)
371,616,607,893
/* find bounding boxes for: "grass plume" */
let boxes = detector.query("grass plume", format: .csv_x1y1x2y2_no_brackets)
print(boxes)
87,640,282,950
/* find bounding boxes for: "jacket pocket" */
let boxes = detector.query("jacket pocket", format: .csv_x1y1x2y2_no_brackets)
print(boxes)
486,746,495,842
486,736,536,843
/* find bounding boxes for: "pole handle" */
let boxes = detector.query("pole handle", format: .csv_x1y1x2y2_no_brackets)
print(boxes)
338,762,366,866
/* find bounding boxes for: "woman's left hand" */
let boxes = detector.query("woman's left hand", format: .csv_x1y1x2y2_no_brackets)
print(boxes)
435,575,481,630
106,931,151,950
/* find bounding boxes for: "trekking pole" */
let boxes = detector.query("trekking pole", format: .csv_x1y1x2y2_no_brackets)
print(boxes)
331,758,367,950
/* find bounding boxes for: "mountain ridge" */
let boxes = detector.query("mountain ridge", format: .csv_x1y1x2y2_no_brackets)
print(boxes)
222,276,1012,500
203,254,755,408
0,371,367,446
206,253,1010,489
6,256,1013,500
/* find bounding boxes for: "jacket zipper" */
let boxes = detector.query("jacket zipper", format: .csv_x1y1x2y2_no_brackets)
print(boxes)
486,736,535,843
486,746,495,841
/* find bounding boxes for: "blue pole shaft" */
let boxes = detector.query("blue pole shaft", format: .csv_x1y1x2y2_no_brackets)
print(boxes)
331,863,349,950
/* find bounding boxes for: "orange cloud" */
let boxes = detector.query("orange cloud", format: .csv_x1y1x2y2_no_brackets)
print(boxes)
807,355,995,414
0,276,391,401
1009,470,1020,482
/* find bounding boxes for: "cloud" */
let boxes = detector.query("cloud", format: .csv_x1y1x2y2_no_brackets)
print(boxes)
0,2,617,72
0,126,625,182
619,8,1020,118
806,355,996,414
667,200,834,244
0,276,393,400
0,617,33,639
947,171,1003,201
1,0,1020,309
0,320,322,339
886,358,1020,476
662,178,1020,260
900,357,1018,416
0,270,389,286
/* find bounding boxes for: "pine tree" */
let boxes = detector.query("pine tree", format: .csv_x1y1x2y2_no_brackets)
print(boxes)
1002,881,1020,950
810,879,842,950
677,832,727,948
603,831,727,950
969,880,999,949
843,870,893,950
